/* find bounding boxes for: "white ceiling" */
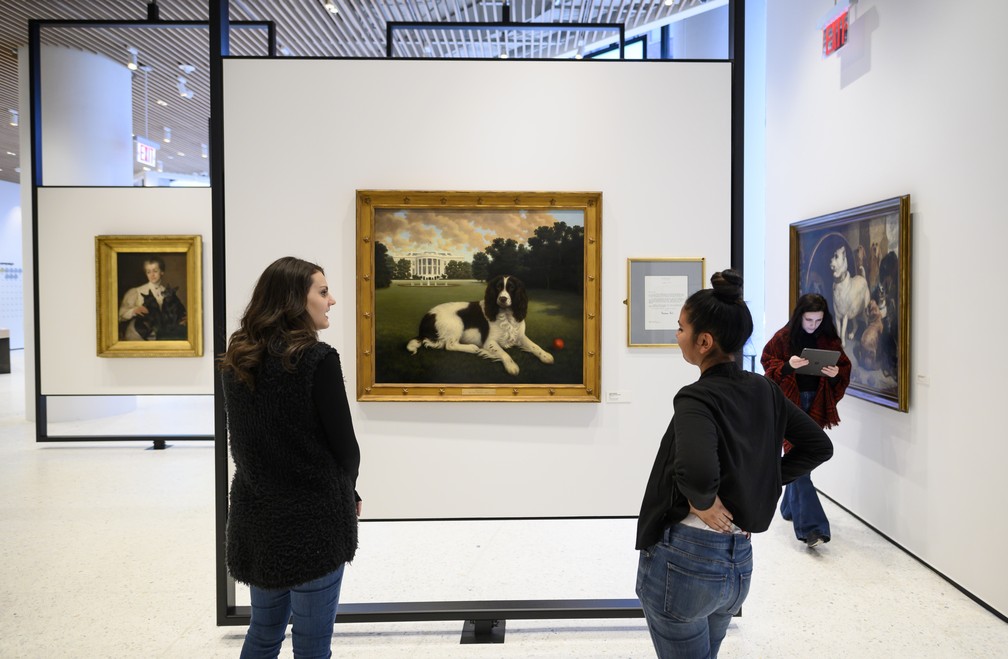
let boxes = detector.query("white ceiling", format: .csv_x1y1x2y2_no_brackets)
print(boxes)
0,0,721,185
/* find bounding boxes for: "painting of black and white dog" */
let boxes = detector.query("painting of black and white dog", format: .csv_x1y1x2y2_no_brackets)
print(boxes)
406,275,554,376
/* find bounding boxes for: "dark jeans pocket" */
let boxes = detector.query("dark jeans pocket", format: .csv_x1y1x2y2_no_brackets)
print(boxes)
663,558,727,622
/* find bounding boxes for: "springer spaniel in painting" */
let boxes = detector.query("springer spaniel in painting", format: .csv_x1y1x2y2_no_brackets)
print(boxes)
406,275,554,376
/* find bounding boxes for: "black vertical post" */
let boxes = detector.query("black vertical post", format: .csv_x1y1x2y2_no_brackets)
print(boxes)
27,20,47,439
267,22,277,57
729,0,745,276
209,0,232,626
660,24,672,60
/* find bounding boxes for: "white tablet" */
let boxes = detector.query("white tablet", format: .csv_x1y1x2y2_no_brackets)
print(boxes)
795,348,840,376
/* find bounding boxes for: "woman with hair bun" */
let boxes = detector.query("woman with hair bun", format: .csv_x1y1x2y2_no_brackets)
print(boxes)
636,270,833,658
761,292,851,548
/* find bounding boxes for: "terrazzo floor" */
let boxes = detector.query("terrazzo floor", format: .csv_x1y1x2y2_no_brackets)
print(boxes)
1,349,1006,658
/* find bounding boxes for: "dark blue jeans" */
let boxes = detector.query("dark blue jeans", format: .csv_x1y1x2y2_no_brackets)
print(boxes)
241,564,346,659
780,390,831,541
636,524,752,658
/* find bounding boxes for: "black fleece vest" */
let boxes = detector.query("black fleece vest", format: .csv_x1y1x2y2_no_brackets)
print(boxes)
223,342,358,589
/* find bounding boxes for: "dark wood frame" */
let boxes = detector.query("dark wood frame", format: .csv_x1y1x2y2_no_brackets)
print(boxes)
789,195,911,411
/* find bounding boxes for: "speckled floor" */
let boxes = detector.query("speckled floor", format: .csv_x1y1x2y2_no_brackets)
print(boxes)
1,349,1006,658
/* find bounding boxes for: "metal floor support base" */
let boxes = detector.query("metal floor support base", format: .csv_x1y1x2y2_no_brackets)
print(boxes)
460,618,505,644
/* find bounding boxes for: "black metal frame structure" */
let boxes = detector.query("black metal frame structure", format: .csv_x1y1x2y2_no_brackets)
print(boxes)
586,33,646,59
26,13,273,446
386,20,626,59
209,0,746,642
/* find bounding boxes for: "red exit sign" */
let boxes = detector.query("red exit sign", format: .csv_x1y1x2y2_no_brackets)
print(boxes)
822,9,849,56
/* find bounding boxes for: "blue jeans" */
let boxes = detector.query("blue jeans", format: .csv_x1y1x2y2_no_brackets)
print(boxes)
636,524,753,658
241,564,346,659
780,390,831,541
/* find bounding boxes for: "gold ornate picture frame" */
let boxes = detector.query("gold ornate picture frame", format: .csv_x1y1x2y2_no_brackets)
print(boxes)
789,195,911,411
356,190,601,402
626,258,706,347
95,235,203,358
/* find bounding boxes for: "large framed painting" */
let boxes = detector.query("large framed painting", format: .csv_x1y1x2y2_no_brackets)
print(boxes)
356,190,602,402
95,235,203,358
789,196,911,411
626,258,705,347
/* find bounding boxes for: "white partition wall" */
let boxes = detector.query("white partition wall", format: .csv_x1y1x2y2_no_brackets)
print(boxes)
37,187,213,395
223,58,732,519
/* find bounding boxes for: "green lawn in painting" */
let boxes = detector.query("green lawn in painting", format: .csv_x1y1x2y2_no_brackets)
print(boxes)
374,281,584,384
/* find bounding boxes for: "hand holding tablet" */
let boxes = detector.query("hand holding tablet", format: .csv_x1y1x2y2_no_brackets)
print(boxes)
793,348,841,376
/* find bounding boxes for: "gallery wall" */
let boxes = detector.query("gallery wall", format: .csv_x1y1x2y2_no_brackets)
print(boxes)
36,187,214,395
765,0,1008,616
223,58,733,519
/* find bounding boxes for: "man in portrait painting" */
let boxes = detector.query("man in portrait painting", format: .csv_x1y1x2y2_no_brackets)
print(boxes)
118,254,188,341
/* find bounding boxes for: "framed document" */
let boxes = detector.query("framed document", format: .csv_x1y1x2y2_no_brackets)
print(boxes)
627,258,705,347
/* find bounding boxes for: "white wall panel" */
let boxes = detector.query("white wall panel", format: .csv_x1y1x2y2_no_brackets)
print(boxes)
223,58,732,519
37,187,213,395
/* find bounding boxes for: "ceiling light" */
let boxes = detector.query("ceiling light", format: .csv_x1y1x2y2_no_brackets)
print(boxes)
323,0,338,14
8,109,16,127
5,151,15,156
177,76,194,99
126,46,138,70
156,99,168,107
201,143,208,159
163,126,171,143
178,63,195,74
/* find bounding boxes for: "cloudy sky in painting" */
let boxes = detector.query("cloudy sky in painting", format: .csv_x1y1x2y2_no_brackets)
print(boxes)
375,208,584,260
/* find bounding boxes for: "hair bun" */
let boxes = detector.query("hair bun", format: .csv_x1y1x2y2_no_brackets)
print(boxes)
710,269,743,303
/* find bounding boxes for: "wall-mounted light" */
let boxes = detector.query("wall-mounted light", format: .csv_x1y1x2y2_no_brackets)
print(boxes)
177,76,194,99
163,126,171,143
8,109,16,127
126,46,139,70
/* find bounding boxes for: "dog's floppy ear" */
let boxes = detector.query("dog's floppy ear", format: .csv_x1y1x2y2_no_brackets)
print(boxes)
511,277,528,322
484,276,501,319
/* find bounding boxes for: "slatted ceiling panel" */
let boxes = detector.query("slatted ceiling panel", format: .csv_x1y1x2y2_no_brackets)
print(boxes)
0,0,710,184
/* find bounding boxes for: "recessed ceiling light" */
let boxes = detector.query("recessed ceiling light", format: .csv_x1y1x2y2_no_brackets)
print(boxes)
126,46,138,70
323,1,338,14
5,151,15,156
156,99,168,106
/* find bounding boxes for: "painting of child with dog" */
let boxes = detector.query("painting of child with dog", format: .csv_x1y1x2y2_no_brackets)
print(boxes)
371,205,587,387
790,196,910,411
117,252,189,341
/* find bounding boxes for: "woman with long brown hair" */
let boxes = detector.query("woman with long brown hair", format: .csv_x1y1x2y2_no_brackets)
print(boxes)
219,256,361,658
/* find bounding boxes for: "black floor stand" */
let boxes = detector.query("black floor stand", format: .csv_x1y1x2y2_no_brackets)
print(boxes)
460,618,505,644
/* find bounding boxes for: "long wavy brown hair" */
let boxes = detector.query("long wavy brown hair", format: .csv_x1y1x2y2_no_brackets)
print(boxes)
218,256,324,389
